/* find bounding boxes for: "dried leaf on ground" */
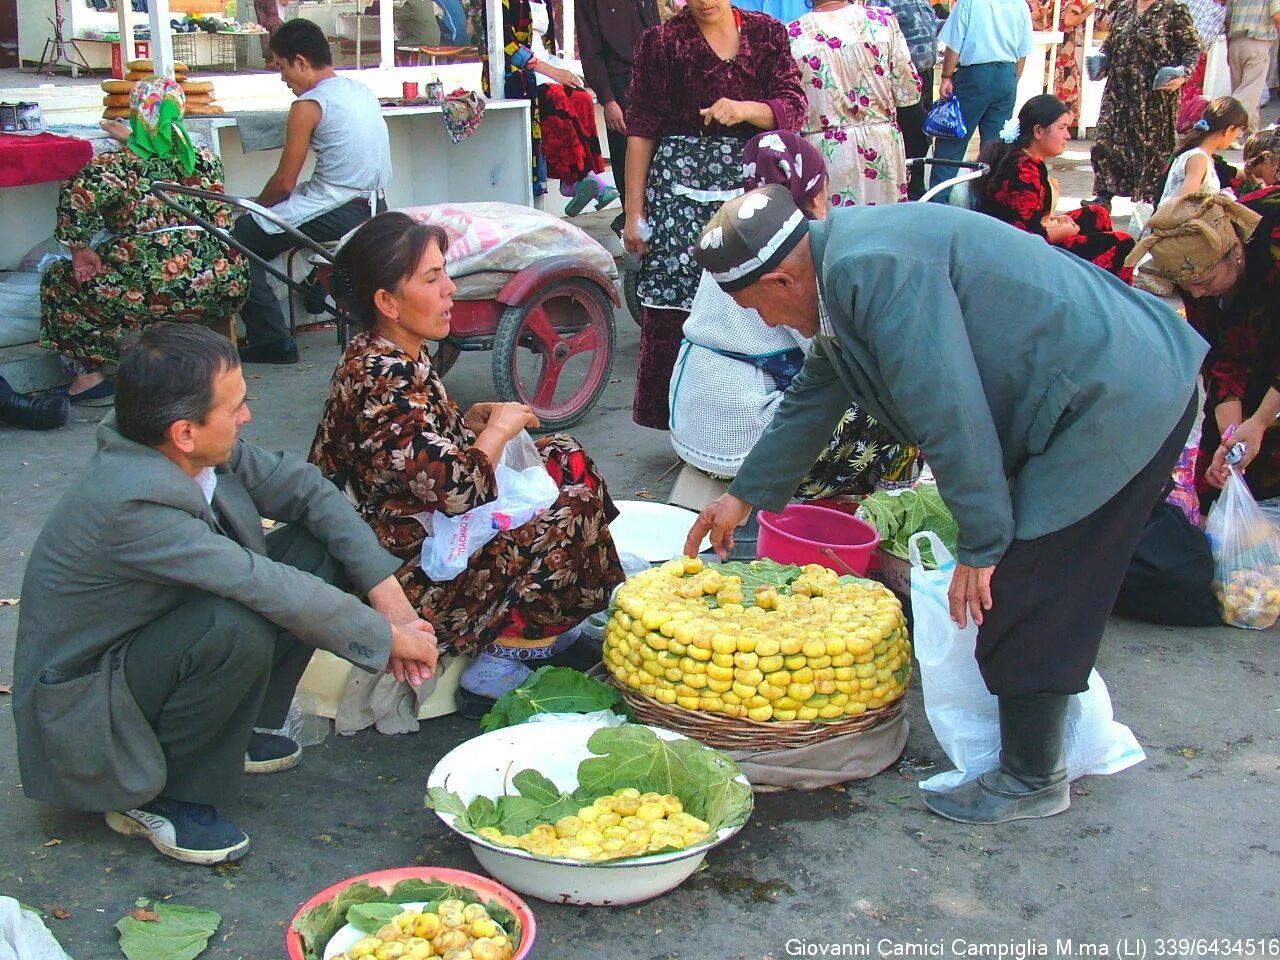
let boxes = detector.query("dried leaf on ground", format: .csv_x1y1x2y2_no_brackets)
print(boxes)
43,838,62,846
51,906,71,919
127,907,160,922
0,684,10,695
633,488,655,500
0,598,18,607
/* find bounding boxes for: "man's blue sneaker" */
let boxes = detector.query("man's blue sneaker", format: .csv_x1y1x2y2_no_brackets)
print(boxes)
105,798,250,865
244,730,302,774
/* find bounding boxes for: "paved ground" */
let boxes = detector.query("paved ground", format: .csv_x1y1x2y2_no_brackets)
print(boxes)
4,101,1280,955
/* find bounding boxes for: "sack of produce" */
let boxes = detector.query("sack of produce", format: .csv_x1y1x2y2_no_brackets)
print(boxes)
1204,465,1280,629
908,533,1145,792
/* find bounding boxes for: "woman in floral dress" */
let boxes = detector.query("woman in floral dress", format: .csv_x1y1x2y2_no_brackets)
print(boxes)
1089,0,1199,205
787,0,921,206
309,212,624,713
39,77,247,405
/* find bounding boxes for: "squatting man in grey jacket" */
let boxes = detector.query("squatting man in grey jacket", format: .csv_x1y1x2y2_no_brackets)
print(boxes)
684,185,1206,825
13,323,438,865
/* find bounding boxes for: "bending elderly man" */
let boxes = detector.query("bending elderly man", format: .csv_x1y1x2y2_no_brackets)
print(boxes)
684,185,1206,824
13,324,437,865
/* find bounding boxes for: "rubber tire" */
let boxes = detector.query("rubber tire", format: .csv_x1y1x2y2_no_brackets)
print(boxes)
622,262,643,326
491,278,616,432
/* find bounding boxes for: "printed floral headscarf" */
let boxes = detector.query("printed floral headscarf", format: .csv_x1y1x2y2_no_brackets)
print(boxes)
743,131,828,211
128,75,196,176
1126,193,1261,284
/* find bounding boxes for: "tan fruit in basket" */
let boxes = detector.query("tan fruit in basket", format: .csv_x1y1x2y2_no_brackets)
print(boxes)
472,939,505,960
412,912,443,939
374,943,405,960
432,929,469,953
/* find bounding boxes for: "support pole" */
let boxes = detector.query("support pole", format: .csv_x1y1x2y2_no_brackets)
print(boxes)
149,0,174,77
486,0,504,98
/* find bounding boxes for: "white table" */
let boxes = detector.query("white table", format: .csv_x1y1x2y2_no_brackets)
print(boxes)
0,99,533,272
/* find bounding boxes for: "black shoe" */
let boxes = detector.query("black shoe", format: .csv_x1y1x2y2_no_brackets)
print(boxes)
299,270,329,315
238,341,299,364
105,798,250,865
610,212,626,237
244,730,302,774
0,389,70,430
924,693,1071,824
1082,196,1113,212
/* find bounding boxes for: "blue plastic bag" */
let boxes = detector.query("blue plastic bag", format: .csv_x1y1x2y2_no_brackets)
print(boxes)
923,95,967,140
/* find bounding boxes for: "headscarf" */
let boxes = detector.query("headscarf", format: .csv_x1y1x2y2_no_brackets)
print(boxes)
127,76,196,177
743,131,828,210
1125,193,1262,283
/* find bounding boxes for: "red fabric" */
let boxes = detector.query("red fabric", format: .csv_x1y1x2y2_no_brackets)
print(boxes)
0,133,94,188
537,84,606,180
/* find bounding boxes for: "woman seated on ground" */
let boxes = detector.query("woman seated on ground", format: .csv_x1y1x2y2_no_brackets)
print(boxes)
670,131,920,501
309,212,624,716
39,77,248,405
978,94,1135,282
1237,127,1280,197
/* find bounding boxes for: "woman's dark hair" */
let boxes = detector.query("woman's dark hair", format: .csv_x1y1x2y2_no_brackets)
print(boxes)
116,322,240,447
269,19,333,67
1172,96,1249,158
334,211,450,330
978,94,1069,198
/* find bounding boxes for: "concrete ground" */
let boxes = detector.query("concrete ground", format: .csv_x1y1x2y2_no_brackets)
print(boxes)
4,128,1280,956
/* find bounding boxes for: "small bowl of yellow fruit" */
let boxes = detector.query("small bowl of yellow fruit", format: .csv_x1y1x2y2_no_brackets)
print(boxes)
286,866,536,960
426,718,753,906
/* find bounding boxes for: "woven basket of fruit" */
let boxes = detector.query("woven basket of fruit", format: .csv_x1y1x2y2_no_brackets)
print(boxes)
604,558,911,751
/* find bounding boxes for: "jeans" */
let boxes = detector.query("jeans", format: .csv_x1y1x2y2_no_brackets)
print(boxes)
232,198,382,351
930,60,1017,188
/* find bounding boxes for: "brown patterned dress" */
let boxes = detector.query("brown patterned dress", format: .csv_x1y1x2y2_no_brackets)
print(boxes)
1089,0,1199,203
308,332,624,655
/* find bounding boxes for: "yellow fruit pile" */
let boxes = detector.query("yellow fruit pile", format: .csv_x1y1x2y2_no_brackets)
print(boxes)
605,558,910,722
1216,563,1280,629
334,901,513,960
476,787,711,861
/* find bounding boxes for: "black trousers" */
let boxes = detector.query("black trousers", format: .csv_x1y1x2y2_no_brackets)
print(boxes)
122,525,349,805
232,198,381,351
975,396,1197,696
605,72,632,217
899,66,934,200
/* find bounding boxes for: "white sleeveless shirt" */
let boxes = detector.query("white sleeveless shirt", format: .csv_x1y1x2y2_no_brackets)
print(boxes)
1160,147,1220,206
253,75,393,234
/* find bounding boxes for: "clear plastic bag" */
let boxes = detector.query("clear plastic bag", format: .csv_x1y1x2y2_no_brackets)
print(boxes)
271,691,331,748
1204,466,1280,629
420,431,559,581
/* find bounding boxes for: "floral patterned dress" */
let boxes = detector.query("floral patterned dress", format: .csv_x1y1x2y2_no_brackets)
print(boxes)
979,153,1135,281
1089,0,1199,203
39,147,247,368
308,332,625,655
788,5,921,206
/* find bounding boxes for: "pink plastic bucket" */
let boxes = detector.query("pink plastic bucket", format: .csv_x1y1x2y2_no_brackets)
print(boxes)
756,503,880,576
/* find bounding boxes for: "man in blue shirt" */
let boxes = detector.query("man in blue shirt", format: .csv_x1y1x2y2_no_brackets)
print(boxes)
930,0,1033,187
733,0,812,23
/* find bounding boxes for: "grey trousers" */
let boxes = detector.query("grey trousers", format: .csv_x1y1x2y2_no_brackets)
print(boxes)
121,525,348,805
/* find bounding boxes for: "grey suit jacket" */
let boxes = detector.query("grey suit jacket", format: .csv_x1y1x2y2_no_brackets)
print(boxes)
14,416,402,811
730,205,1207,567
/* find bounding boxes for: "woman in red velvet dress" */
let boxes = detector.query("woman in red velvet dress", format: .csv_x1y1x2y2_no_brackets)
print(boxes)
979,95,1135,282
621,0,808,430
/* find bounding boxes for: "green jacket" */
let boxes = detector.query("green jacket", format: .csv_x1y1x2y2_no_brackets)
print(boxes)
729,205,1206,567
14,416,402,812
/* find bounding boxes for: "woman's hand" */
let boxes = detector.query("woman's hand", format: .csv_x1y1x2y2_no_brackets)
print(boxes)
623,215,649,256
699,97,773,128
1160,76,1187,92
1207,417,1268,488
99,117,131,143
1044,216,1081,243
71,248,105,284
484,402,541,439
547,65,585,89
464,401,499,433
948,563,996,628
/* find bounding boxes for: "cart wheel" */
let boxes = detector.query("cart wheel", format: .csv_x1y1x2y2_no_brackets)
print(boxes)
492,278,615,431
431,340,461,376
622,261,643,326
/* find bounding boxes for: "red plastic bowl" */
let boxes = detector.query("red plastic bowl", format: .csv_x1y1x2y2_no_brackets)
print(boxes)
284,866,537,960
756,503,881,576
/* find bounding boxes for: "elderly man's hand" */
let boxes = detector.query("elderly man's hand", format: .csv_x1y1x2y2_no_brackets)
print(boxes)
389,619,439,687
685,493,752,559
948,562,995,628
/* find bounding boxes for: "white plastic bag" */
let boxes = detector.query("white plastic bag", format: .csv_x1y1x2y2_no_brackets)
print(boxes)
1204,36,1231,98
908,532,1146,792
420,432,558,581
1204,465,1280,629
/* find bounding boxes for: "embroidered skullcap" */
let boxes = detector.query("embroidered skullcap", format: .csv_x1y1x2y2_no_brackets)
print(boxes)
743,131,828,208
693,185,809,293
1126,193,1261,283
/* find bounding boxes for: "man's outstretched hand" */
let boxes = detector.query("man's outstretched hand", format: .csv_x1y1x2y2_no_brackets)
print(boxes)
684,493,752,560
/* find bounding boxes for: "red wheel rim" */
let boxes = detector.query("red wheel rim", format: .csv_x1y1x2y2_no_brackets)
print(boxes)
509,284,611,423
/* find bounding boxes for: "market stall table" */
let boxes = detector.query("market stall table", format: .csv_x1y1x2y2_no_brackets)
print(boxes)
0,132,94,273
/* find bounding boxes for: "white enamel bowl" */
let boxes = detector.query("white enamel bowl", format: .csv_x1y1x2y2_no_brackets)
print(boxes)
426,720,752,906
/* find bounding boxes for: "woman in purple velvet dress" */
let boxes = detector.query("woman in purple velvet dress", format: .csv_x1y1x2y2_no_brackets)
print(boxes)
621,0,807,431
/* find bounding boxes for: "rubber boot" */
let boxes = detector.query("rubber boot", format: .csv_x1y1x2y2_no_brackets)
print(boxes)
924,693,1071,824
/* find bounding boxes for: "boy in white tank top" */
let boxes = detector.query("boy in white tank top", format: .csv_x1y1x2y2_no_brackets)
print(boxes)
231,19,392,364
